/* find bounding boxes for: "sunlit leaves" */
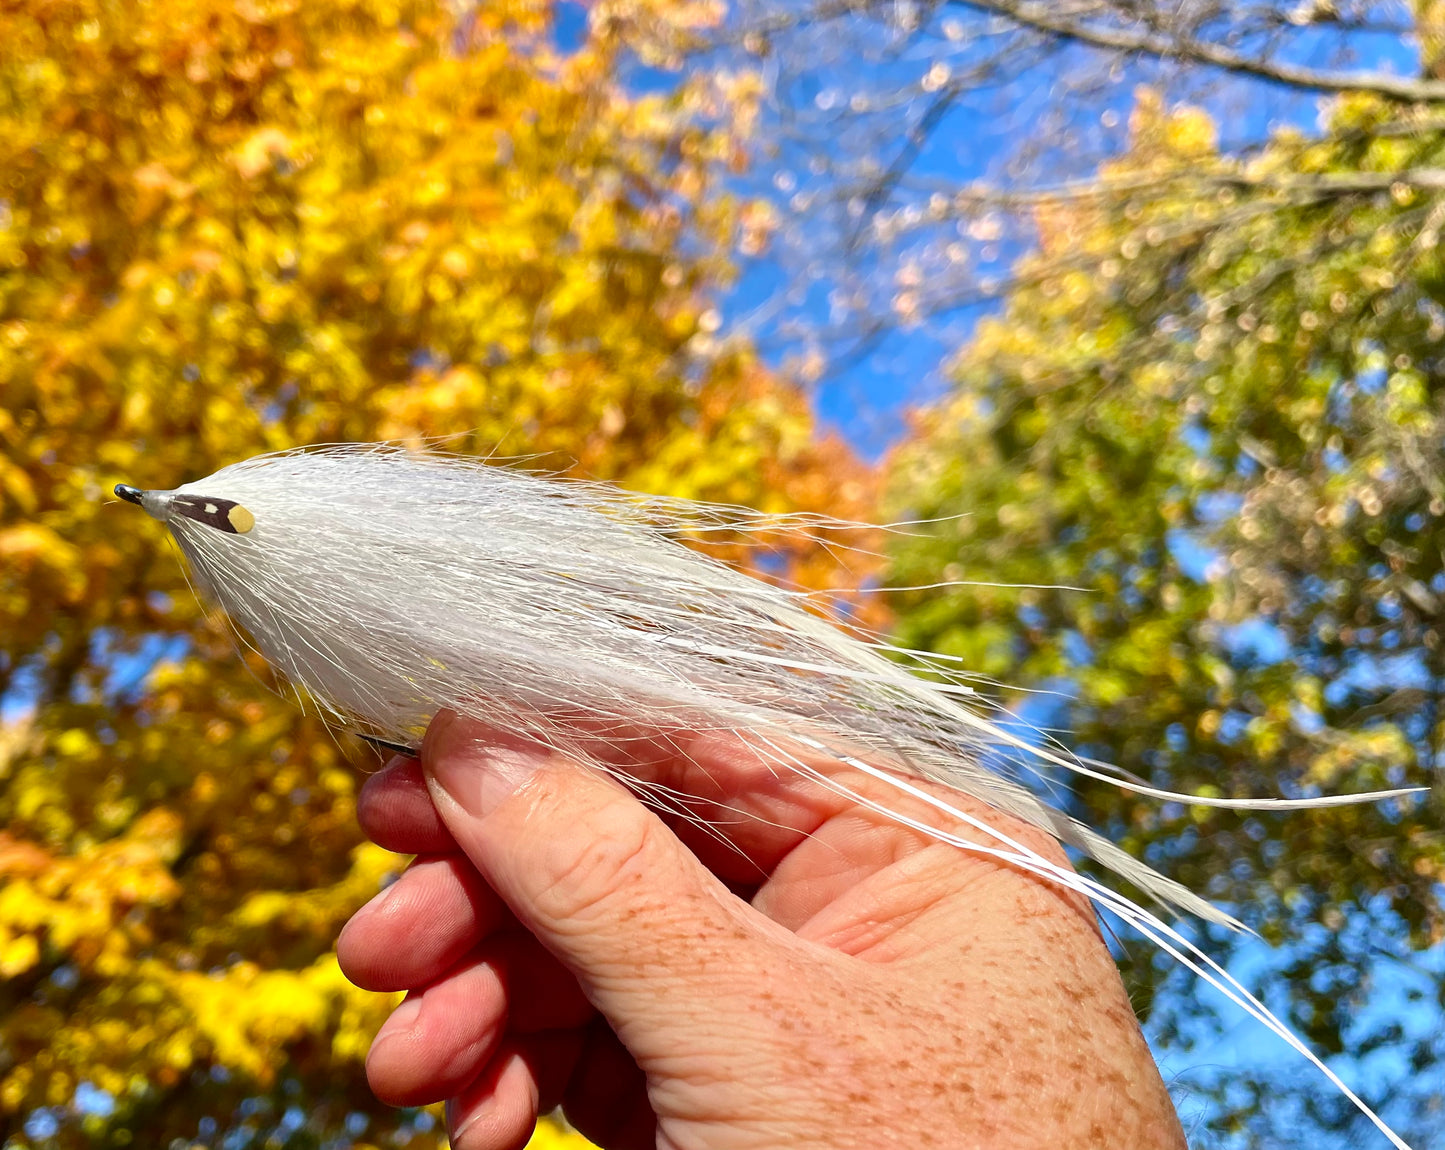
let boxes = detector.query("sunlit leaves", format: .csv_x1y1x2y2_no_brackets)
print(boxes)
0,0,869,1145
886,86,1445,1145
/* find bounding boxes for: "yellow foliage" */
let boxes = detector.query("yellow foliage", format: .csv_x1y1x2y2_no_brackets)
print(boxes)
1126,87,1217,163
1306,726,1415,789
528,1116,607,1149
0,0,874,1143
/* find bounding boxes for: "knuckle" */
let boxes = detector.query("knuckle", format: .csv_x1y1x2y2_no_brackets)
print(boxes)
528,795,658,926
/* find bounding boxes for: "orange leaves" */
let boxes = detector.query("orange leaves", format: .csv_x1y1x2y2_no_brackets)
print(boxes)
0,523,84,599
0,814,183,979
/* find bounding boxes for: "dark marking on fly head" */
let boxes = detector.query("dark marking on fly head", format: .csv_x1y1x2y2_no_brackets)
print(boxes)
171,494,256,534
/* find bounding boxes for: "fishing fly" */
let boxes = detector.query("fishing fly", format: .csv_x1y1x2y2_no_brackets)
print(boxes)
114,443,1421,1149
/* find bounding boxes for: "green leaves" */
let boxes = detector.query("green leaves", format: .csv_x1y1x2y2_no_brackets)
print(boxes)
887,87,1445,1144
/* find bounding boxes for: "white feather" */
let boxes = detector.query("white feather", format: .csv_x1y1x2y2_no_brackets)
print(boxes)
119,443,1419,1149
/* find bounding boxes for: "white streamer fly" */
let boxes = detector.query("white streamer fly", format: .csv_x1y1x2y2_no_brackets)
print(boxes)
115,443,1419,1149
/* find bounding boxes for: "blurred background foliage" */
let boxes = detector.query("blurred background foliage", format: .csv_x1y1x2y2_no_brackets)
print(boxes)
5,0,1445,1147
0,0,868,1146
886,88,1445,1144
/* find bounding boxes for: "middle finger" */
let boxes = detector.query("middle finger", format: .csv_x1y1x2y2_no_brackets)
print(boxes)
339,854,511,992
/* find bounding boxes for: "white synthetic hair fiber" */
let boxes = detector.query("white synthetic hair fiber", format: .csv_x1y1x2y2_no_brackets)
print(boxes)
120,443,1418,1149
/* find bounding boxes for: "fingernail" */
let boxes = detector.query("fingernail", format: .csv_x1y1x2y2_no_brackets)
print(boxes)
444,1097,472,1141
425,707,458,749
424,714,551,817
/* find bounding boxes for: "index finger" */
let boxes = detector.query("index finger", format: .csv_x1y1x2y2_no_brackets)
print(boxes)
355,713,1075,900
362,721,834,879
472,713,1072,888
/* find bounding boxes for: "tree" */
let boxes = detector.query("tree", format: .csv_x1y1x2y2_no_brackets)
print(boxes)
0,1,870,1146
661,2,1445,371
883,88,1445,1147
605,1,1445,1141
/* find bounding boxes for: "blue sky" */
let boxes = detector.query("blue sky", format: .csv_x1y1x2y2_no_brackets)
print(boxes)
734,12,1425,455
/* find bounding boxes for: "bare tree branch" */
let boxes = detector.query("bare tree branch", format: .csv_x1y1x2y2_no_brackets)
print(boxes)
862,165,1445,222
730,0,1445,100
955,0,1445,101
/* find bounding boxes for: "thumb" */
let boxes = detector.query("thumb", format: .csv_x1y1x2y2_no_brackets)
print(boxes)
421,712,772,1039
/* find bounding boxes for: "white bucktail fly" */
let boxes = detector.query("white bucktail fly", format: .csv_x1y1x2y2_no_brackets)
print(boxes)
115,443,1421,1149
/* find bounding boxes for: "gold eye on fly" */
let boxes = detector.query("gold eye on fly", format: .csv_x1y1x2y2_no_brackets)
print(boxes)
110,443,1422,1150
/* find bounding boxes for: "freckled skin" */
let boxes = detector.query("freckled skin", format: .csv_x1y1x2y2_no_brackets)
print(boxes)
338,715,1188,1150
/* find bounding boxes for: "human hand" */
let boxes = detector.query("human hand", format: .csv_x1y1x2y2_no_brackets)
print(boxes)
337,711,1187,1150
